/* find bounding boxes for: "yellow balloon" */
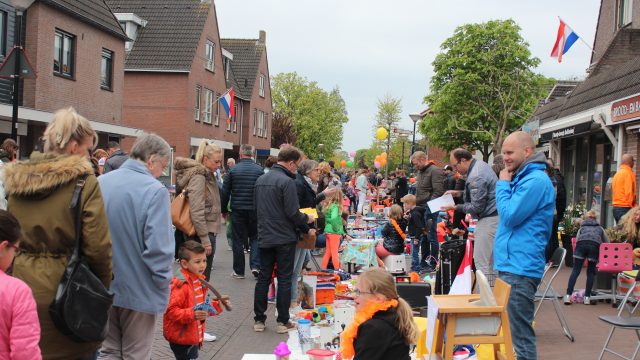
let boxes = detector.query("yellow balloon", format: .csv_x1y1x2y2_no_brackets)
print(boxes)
376,127,388,140
381,152,388,159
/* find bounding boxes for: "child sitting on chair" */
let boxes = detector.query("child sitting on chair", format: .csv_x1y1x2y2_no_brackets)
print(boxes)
375,204,408,267
564,210,609,305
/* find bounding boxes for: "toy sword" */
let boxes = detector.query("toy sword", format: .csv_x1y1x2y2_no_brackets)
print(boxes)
199,279,232,311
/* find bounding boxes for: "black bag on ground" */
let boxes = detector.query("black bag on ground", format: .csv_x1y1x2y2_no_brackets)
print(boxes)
397,281,431,308
435,239,466,295
49,176,114,343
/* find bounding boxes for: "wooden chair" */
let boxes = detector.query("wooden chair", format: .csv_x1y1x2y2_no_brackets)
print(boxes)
431,278,515,360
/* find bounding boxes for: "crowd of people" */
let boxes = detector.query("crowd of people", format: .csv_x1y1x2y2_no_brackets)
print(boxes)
4,105,640,360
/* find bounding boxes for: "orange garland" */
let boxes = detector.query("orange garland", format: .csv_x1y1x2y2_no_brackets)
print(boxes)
391,218,406,240
340,299,399,359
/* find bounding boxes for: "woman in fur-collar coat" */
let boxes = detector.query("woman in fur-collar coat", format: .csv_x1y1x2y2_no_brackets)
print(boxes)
4,108,111,360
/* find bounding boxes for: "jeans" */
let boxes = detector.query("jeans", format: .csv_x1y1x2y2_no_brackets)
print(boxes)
498,271,541,360
422,211,439,269
169,343,199,360
613,207,632,224
410,236,421,272
291,248,309,302
232,209,260,275
566,241,600,296
255,242,296,324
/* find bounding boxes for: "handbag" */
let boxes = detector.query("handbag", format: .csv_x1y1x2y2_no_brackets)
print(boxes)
298,220,317,249
171,190,196,236
49,176,114,342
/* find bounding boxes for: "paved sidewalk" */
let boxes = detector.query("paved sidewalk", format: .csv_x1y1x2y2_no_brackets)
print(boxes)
150,225,639,359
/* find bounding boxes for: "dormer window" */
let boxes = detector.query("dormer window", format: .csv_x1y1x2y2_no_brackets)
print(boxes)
617,0,633,29
205,40,215,72
114,13,147,52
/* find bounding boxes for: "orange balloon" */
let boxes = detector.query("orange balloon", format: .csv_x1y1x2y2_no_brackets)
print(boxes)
340,160,347,167
380,158,387,166
375,155,381,162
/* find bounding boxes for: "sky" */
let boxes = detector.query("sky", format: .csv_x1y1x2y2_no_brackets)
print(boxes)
215,0,601,152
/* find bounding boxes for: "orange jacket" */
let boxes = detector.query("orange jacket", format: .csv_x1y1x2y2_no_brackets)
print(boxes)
613,164,638,208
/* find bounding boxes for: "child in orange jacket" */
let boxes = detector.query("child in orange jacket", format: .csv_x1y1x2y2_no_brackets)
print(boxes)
164,241,224,359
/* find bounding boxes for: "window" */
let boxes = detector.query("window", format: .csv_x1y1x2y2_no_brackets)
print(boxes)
253,109,257,135
263,113,268,138
203,88,213,124
195,86,201,121
0,12,7,56
617,0,633,28
257,111,264,137
54,30,75,77
259,74,265,97
205,40,214,71
233,104,238,132
100,49,113,90
215,93,220,126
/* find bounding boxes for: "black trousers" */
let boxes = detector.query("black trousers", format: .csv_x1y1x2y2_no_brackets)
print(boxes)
545,216,560,262
232,209,259,275
169,343,199,360
254,242,296,324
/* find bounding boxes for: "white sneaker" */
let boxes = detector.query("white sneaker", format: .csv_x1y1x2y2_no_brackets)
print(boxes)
563,294,572,305
584,296,592,305
203,332,217,342
289,305,304,318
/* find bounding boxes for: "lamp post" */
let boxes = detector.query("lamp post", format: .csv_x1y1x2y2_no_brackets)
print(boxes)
399,133,408,170
409,113,422,173
318,143,324,162
9,0,34,141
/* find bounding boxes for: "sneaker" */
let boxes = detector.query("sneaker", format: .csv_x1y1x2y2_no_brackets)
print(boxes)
563,294,572,305
276,321,297,334
251,269,260,278
584,296,592,305
231,272,245,279
203,332,217,342
253,321,265,332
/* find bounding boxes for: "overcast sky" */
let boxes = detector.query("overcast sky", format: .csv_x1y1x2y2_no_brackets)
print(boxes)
216,0,600,152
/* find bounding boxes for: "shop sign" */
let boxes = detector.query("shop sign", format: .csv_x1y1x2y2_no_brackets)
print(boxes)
612,94,640,123
540,122,592,141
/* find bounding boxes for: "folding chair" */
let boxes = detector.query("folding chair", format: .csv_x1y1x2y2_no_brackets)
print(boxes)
534,247,575,342
598,270,640,360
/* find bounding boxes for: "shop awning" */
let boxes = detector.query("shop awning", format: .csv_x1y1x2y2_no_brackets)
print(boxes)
0,104,143,137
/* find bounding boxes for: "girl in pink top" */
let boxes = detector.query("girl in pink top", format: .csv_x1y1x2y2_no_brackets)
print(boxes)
0,210,41,360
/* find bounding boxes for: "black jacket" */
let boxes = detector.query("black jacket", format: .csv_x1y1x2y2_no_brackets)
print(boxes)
222,158,264,212
295,172,326,234
407,206,426,238
381,218,408,255
103,149,128,174
354,308,411,360
395,176,408,201
255,164,309,247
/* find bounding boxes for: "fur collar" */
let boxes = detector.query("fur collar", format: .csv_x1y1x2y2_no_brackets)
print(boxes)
4,152,93,197
174,157,212,190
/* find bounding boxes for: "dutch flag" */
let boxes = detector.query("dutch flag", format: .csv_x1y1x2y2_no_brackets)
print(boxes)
449,239,473,295
550,18,580,63
220,89,235,121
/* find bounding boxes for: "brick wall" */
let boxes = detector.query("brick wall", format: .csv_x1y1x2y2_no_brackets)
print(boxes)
22,2,125,124
245,49,272,150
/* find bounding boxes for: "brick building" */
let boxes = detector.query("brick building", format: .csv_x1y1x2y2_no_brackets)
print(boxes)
526,0,640,226
0,0,138,156
105,0,275,162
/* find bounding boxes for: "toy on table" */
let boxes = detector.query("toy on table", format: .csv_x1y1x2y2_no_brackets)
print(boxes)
274,342,291,360
192,293,223,316
306,348,336,360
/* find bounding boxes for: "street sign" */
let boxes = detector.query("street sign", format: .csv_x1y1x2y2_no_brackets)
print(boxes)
0,47,36,78
392,127,413,136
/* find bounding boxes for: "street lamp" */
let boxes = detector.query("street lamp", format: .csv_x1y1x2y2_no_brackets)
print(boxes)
318,143,325,162
398,133,408,170
9,0,35,141
409,112,422,173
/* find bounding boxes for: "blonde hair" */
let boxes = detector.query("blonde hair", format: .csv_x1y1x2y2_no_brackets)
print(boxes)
43,107,97,154
323,188,344,214
621,206,640,242
358,268,419,345
318,161,331,174
585,210,598,220
388,204,403,221
195,139,222,164
401,194,416,205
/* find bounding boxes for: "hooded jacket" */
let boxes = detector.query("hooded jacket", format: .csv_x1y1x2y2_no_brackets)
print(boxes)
415,162,445,208
381,218,408,255
494,152,555,279
174,157,221,245
4,153,112,359
576,218,609,245
103,149,128,174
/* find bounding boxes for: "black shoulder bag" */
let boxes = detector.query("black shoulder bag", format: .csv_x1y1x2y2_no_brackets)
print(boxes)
49,176,114,342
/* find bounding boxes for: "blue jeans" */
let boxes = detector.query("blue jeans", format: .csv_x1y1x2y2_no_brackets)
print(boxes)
613,207,631,223
498,271,541,360
422,211,439,269
410,236,420,272
566,241,600,296
291,248,309,301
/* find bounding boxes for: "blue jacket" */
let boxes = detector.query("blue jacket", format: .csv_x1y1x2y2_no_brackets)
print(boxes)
494,152,555,279
98,159,174,314
221,158,264,212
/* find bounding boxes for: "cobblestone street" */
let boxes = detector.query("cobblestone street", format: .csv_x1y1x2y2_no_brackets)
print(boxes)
151,225,286,360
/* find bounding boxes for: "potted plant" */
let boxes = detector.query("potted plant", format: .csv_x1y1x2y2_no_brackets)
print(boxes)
559,203,586,267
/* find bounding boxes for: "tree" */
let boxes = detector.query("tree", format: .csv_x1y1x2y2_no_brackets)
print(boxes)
422,19,548,161
271,72,349,159
270,113,297,148
373,95,402,142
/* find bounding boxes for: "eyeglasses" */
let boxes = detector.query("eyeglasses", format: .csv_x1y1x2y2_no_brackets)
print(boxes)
7,243,20,255
354,289,373,297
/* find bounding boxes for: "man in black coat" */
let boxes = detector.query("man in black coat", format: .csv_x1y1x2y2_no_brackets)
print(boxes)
222,145,265,279
103,141,128,174
253,146,315,333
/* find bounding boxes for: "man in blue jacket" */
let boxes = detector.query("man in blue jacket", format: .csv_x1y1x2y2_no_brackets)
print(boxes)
495,131,555,360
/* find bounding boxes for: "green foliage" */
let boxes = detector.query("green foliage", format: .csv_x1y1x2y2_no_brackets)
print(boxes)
373,95,403,144
271,72,349,159
422,19,547,160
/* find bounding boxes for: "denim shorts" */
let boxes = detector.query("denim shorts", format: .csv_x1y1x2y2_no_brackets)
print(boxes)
573,241,600,263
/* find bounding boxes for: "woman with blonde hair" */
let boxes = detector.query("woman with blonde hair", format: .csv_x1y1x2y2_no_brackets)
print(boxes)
341,267,419,360
174,140,223,283
4,107,111,360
